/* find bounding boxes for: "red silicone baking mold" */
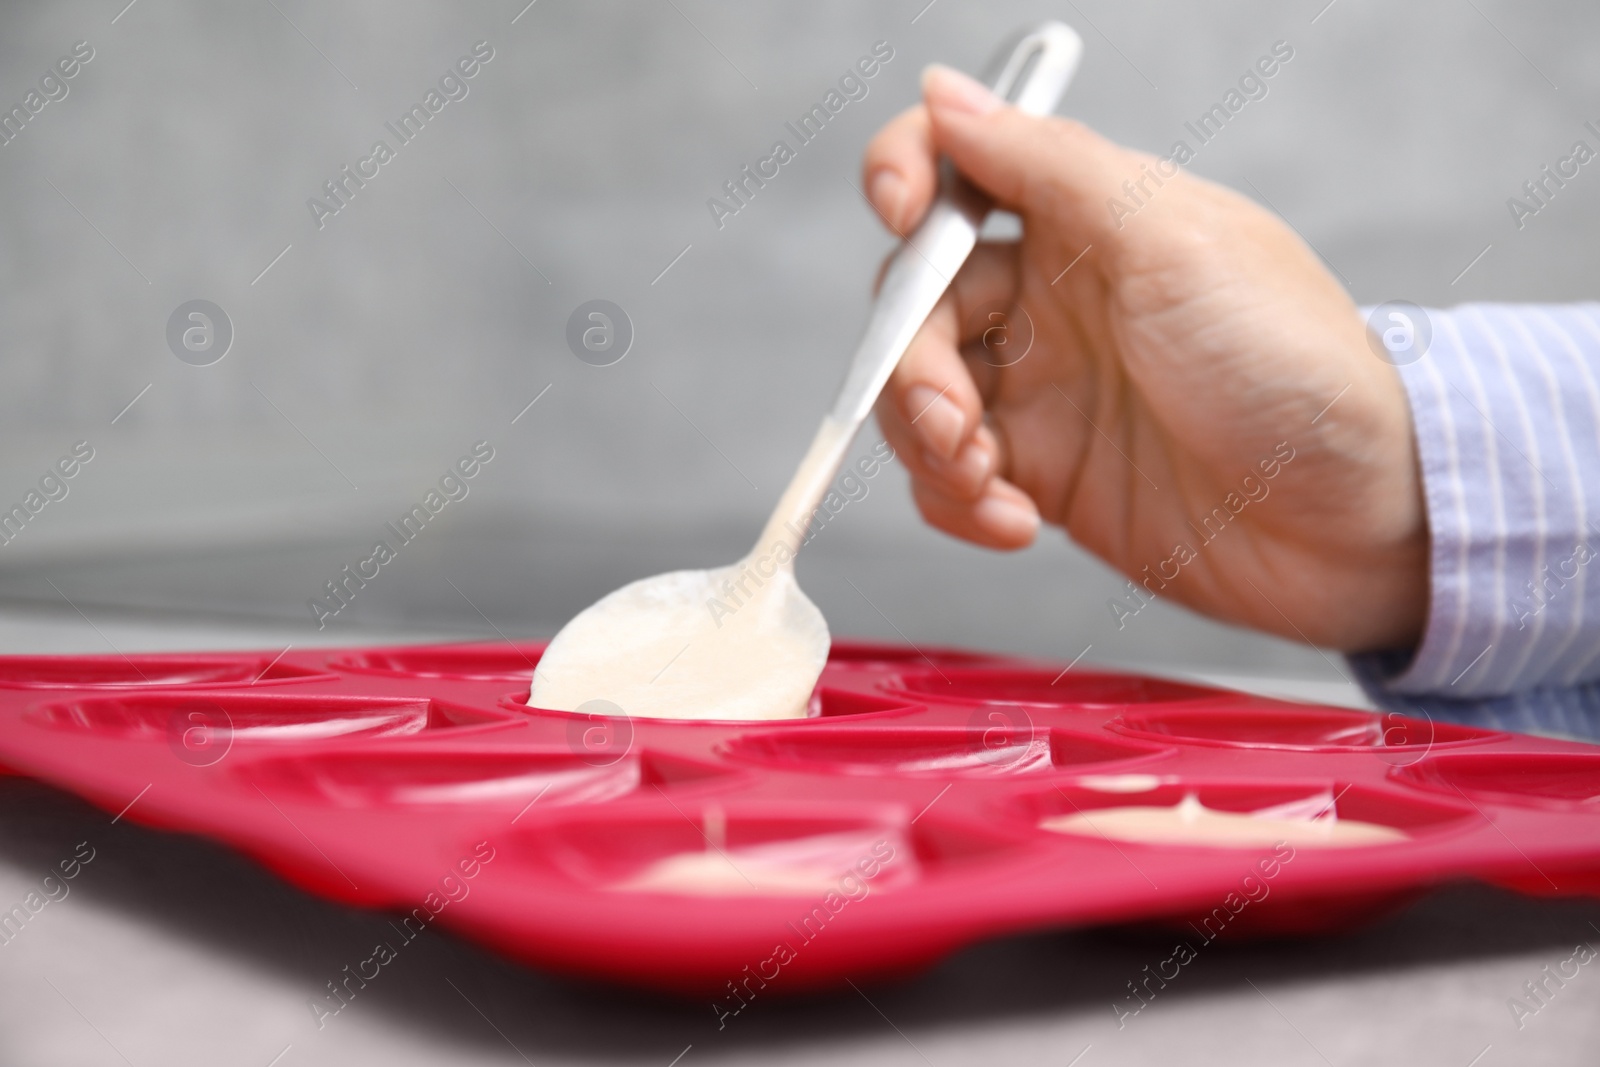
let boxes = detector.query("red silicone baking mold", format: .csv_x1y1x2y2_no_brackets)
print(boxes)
0,640,1597,995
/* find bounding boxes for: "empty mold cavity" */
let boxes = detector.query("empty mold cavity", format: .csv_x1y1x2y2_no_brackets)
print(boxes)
240,747,728,809
721,726,1168,777
30,693,511,743
1110,706,1499,752
826,641,1004,668
1017,781,1472,849
1396,753,1600,809
508,686,919,724
513,809,1013,897
331,643,543,682
815,689,920,720
0,654,327,689
890,668,1221,708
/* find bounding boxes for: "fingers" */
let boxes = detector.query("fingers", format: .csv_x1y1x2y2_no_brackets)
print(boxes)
863,104,936,235
878,243,1019,463
874,241,1023,519
920,64,1132,245
863,72,1093,553
871,241,1021,344
948,242,1024,344
948,244,1025,404
881,295,975,462
876,246,1024,537
912,474,1040,551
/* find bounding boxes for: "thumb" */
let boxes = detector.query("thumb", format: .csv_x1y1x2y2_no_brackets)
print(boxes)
921,64,1132,243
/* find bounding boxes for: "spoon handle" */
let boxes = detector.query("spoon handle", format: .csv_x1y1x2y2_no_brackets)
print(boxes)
754,24,1083,561
827,21,1083,427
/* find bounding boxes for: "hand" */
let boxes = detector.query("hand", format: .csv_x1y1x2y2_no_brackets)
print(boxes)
863,65,1427,651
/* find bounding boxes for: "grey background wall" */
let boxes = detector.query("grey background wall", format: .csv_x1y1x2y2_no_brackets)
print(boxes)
0,0,1594,679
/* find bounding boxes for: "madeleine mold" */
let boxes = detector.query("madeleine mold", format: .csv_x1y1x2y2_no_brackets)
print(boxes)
0,640,1596,993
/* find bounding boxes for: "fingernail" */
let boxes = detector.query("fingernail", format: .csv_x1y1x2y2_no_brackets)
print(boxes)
922,63,1002,117
924,442,991,494
974,493,1040,541
868,168,907,231
905,385,965,460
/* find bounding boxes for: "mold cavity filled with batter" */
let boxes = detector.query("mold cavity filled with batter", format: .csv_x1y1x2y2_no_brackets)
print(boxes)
612,820,912,897
1040,790,1410,848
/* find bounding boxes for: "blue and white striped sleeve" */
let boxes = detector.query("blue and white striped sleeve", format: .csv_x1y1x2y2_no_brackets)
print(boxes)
1351,302,1600,742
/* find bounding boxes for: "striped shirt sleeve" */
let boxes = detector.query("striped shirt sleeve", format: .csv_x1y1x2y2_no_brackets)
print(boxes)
1352,302,1600,742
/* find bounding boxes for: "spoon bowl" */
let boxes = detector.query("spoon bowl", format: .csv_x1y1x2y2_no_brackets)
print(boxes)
528,562,827,721
529,416,857,721
529,25,1083,721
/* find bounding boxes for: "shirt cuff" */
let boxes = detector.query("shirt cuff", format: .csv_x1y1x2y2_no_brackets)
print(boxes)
1349,650,1600,743
1360,302,1600,701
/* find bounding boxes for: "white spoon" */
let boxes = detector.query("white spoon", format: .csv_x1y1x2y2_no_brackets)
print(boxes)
530,24,1083,721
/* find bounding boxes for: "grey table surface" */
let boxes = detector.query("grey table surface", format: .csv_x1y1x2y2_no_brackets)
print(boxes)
0,608,1596,1067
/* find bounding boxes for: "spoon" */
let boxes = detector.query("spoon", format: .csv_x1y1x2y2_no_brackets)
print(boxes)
530,23,1083,721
